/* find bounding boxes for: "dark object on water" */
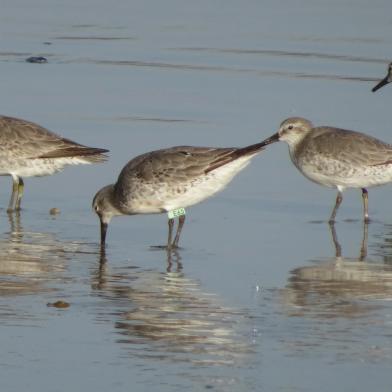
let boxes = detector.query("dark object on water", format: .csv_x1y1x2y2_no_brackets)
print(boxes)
47,300,70,309
49,207,61,215
26,56,48,64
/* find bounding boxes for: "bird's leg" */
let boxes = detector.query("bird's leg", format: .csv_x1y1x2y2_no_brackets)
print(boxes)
359,220,369,261
167,218,174,249
172,215,186,248
361,188,370,223
7,177,19,213
328,221,342,258
15,178,24,211
329,190,343,223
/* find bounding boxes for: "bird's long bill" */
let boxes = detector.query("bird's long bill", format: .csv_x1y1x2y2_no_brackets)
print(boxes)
372,77,389,92
259,132,280,147
100,219,108,247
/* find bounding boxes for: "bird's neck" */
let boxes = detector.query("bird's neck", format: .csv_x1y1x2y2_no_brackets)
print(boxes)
104,185,124,217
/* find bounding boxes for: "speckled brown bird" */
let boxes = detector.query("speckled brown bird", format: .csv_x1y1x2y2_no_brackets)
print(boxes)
260,117,392,222
93,142,264,249
0,115,108,212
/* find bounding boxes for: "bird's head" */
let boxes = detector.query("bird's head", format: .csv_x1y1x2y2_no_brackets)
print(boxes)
92,184,121,247
260,117,314,148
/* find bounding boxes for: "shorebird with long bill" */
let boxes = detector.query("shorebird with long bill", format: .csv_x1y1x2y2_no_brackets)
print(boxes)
93,142,265,249
259,117,392,222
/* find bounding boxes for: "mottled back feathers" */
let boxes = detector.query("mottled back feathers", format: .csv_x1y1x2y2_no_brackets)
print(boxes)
294,127,392,169
113,144,264,211
0,116,108,163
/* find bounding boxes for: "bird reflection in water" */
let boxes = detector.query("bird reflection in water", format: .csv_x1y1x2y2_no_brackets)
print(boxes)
371,222,392,265
92,248,254,367
282,222,392,317
0,212,90,297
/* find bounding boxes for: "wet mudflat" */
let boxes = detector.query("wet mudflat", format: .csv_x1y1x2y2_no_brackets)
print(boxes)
1,1,392,391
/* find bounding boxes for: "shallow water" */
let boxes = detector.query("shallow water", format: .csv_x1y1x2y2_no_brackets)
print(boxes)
1,0,392,391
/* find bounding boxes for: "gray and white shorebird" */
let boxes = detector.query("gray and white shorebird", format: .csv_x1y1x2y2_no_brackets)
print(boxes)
92,142,265,249
259,117,392,222
372,62,392,92
0,115,108,212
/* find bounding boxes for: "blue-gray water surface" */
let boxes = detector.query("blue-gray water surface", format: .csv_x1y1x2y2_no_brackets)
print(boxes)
1,1,392,391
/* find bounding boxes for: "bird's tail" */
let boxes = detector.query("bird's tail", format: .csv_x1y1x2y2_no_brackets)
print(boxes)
38,146,109,163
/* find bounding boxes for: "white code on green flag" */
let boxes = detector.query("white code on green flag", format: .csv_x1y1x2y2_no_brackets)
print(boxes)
167,208,186,219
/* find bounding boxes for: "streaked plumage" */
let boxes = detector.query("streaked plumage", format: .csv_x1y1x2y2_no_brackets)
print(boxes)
93,142,264,249
0,115,108,211
260,117,392,222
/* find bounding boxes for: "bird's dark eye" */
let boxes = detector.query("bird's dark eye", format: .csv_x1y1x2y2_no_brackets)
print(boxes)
288,125,293,130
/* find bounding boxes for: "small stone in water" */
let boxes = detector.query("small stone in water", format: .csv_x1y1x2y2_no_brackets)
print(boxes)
49,207,60,215
26,56,48,64
47,300,70,309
